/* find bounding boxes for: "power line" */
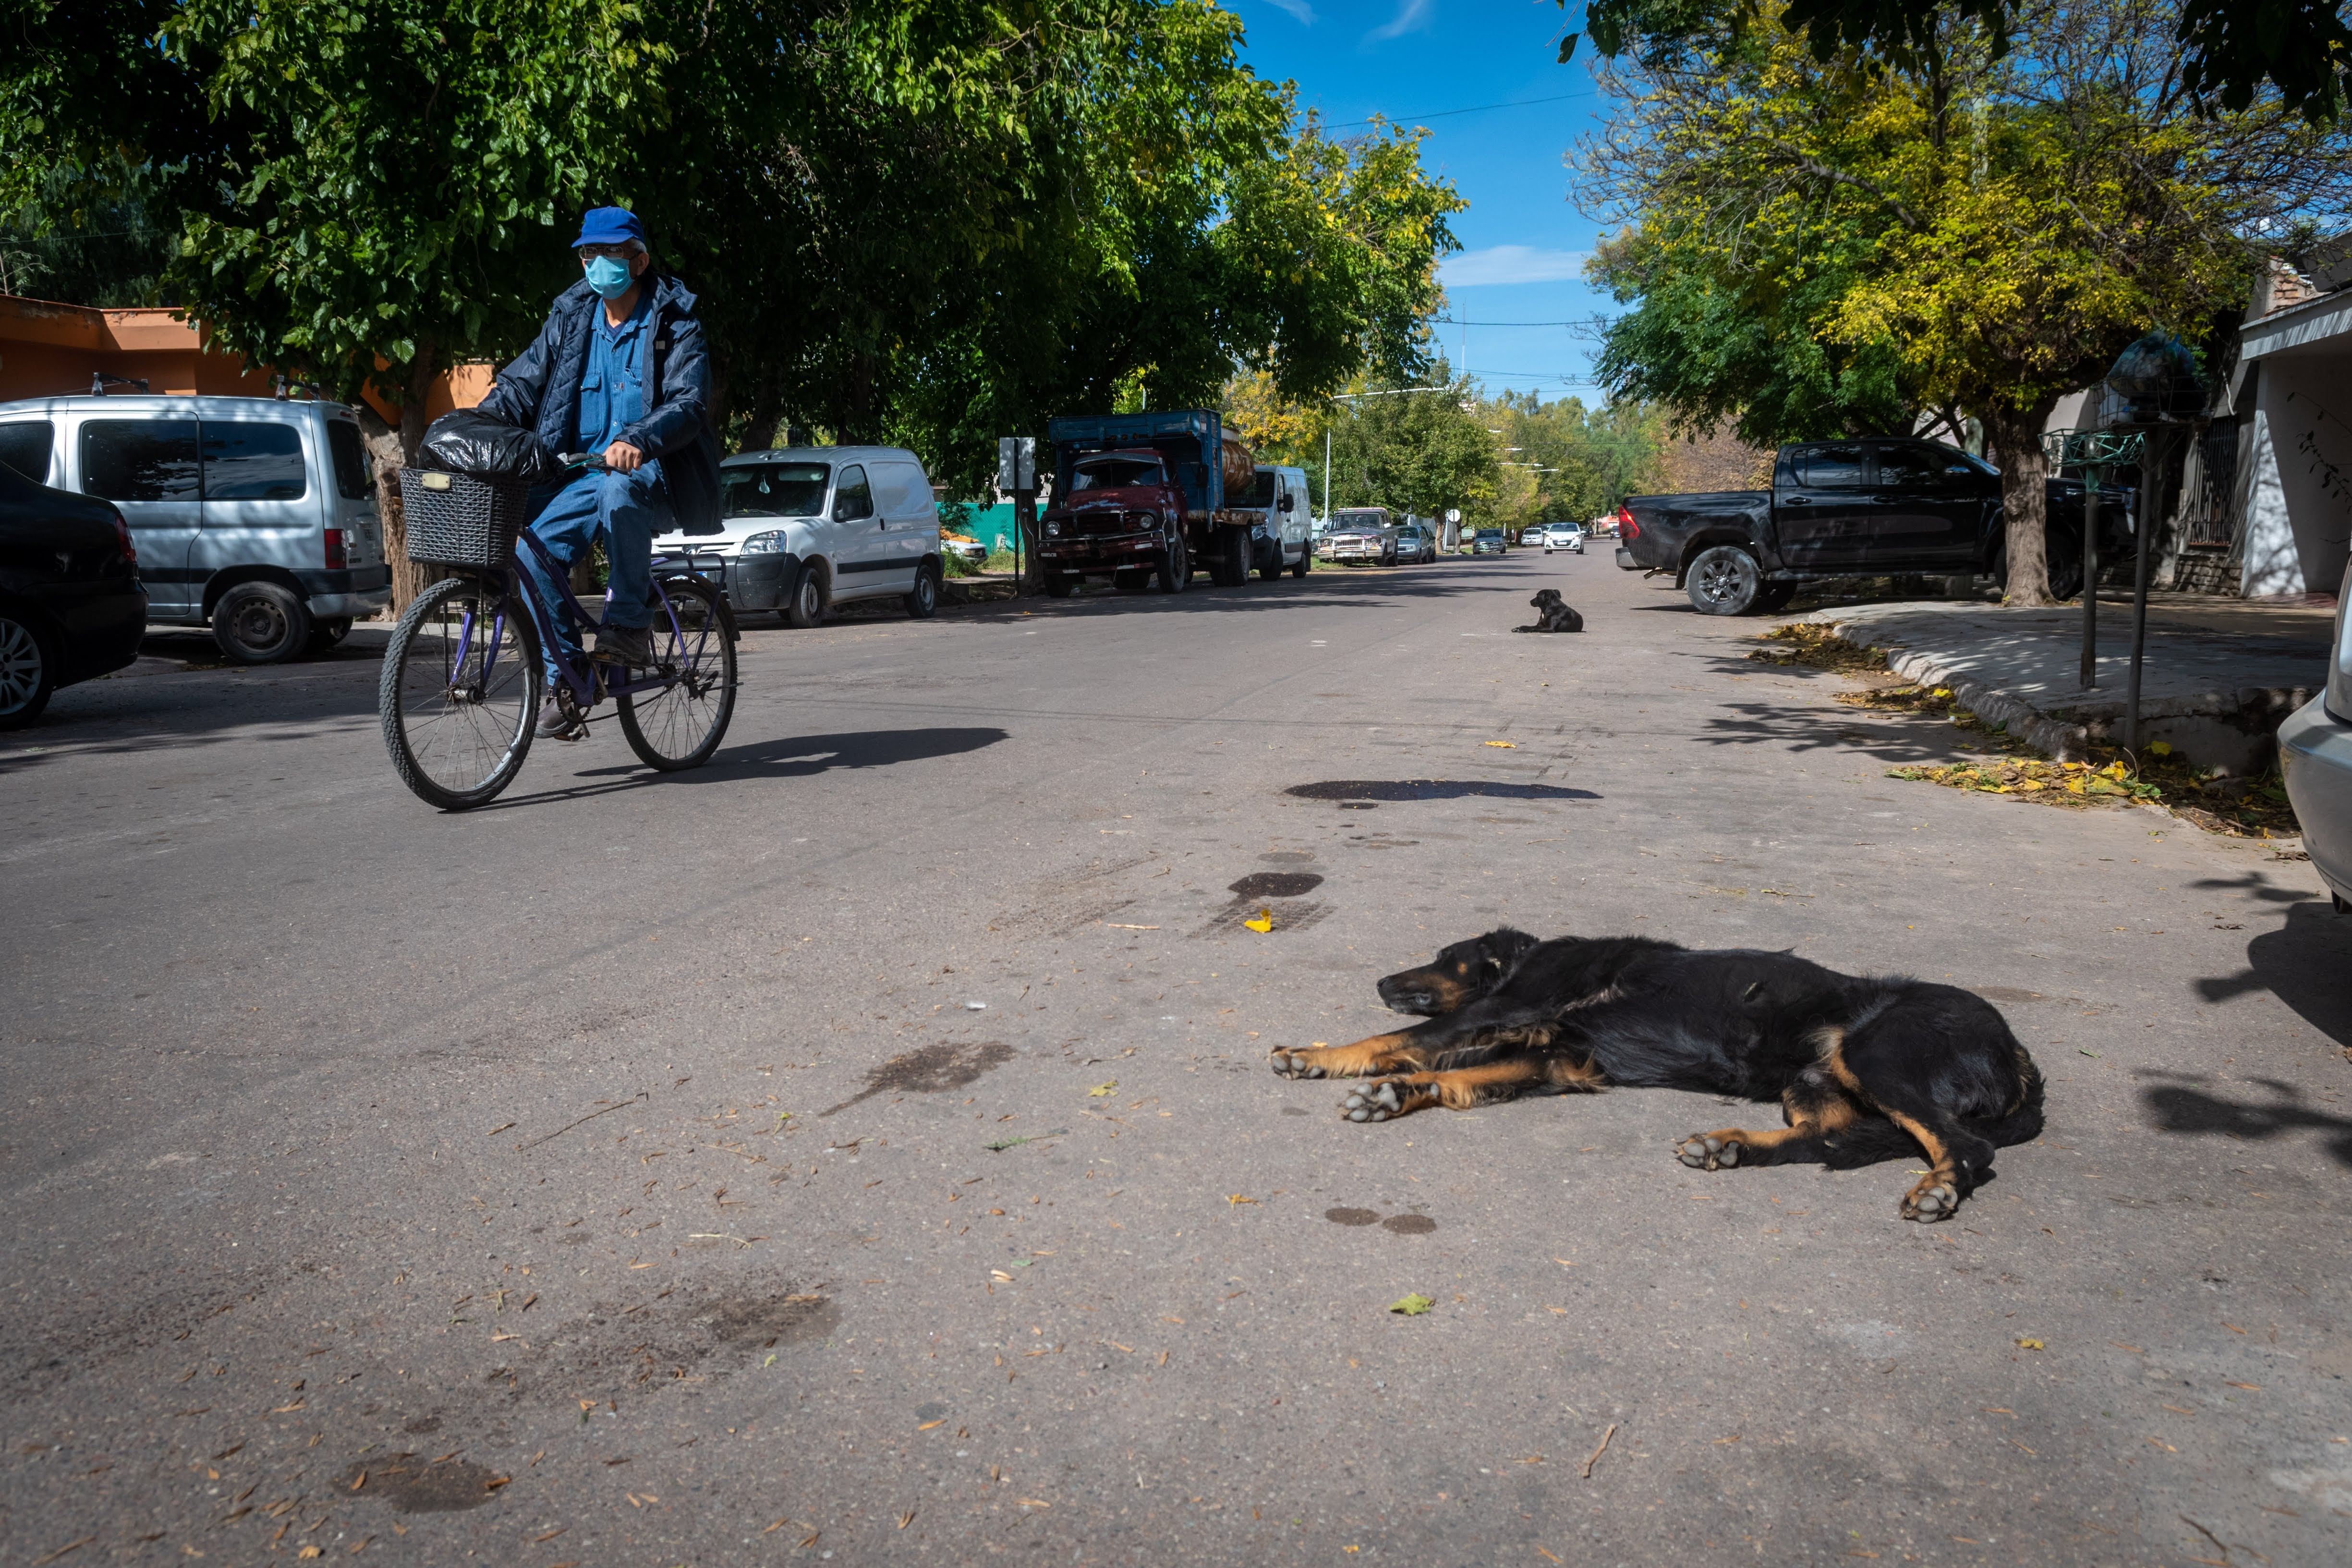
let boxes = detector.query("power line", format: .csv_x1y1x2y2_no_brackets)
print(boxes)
1320,90,1594,133
1431,317,1580,327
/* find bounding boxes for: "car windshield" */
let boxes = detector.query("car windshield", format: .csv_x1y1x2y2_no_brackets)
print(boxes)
1073,457,1162,491
723,462,829,518
1334,511,1386,529
1475,529,1503,538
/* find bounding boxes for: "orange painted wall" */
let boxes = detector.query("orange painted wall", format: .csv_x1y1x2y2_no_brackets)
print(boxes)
0,293,490,416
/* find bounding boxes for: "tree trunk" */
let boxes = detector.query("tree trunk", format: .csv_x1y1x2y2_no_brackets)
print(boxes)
1983,395,2061,607
359,339,445,611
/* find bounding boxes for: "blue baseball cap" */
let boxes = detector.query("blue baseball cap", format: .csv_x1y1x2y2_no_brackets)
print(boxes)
571,206,647,248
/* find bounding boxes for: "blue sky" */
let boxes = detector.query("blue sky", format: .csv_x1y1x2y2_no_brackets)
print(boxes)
1228,0,1618,403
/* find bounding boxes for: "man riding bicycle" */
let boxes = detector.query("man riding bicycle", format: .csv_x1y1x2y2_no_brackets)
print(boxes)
477,206,722,739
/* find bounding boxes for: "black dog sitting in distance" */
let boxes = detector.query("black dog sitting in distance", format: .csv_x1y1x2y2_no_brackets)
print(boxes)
1515,587,1583,632
1268,928,2044,1222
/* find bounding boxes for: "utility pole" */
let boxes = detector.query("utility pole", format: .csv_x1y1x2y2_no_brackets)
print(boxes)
998,435,1037,596
1321,425,1332,527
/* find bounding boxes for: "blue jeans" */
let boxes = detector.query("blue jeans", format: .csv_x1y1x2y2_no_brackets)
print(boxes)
519,462,668,684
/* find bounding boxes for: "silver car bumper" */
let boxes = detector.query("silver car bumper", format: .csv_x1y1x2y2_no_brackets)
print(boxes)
2279,694,2352,903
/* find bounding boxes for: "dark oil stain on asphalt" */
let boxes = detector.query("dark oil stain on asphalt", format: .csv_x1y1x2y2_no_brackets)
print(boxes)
1381,1214,1438,1235
1324,1207,1380,1226
820,1039,1016,1116
1286,780,1600,803
1227,872,1325,900
1280,1106,1312,1117
338,1453,508,1513
697,1292,843,1347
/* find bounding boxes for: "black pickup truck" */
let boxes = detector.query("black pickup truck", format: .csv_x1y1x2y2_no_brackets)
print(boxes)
1613,436,2128,615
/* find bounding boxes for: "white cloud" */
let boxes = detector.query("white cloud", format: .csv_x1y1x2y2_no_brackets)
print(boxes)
1439,244,1592,286
1366,0,1432,44
1262,0,1315,21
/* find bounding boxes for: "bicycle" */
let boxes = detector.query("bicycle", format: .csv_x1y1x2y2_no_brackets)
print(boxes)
379,456,739,810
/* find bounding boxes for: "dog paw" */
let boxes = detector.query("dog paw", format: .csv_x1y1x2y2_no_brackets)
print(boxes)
1674,1133,1742,1171
1268,1049,1325,1080
1901,1182,1959,1222
1340,1081,1406,1123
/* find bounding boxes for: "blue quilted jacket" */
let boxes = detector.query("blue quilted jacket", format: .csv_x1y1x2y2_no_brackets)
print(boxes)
477,273,722,535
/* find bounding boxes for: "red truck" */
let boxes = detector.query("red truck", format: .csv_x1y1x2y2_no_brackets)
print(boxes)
1037,411,1273,594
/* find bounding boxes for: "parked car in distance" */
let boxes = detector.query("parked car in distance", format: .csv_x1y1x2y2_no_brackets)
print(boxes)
1615,436,2129,615
0,394,389,662
941,531,988,565
698,447,946,626
1470,527,1506,556
1394,521,1437,564
0,451,146,727
1542,522,1585,554
1320,507,1400,565
2279,556,2352,915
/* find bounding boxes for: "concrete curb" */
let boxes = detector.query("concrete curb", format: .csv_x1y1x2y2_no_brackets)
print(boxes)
1819,615,2092,762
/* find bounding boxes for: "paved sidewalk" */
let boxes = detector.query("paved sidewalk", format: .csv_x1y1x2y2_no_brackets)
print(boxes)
1812,592,2337,771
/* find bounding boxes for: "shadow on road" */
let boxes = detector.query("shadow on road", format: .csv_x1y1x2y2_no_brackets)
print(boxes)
2138,1071,2352,1168
2191,895,2352,1047
486,725,1011,810
1688,698,1969,766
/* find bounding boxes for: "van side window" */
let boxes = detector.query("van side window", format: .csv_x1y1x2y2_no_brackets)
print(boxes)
0,420,54,485
201,422,308,500
832,464,873,521
326,420,371,499
82,419,202,501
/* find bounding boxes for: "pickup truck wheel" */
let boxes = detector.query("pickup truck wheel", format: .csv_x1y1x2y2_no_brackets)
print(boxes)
1686,545,1763,616
2046,548,2085,601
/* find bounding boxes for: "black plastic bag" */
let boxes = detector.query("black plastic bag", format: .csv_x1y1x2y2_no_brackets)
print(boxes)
419,410,560,486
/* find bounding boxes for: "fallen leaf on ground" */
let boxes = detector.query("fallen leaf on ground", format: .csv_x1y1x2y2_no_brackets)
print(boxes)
1388,1294,1434,1316
1088,1082,1117,1097
1242,908,1273,933
1227,1194,1258,1205
1484,741,1516,748
2015,1338,2045,1350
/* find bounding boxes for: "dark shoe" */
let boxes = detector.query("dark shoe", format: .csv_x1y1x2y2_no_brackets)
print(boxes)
537,700,585,741
593,620,654,667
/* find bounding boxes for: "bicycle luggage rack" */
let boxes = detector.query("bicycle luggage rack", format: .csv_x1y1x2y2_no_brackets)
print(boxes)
400,468,532,571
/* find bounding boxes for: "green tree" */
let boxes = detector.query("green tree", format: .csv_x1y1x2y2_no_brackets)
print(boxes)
1561,0,2352,123
1576,0,2349,602
1326,366,1503,523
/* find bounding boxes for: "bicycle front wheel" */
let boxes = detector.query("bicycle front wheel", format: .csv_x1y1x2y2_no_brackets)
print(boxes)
617,575,736,771
380,575,543,810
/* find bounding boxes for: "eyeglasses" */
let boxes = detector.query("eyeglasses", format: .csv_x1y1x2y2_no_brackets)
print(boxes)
576,243,642,262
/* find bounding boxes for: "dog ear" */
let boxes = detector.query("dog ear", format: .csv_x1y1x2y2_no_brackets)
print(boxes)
1478,926,1540,972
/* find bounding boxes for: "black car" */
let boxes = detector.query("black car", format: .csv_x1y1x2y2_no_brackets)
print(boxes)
0,454,147,728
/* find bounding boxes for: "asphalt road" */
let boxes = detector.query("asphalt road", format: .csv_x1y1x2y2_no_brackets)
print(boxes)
4,550,2348,1567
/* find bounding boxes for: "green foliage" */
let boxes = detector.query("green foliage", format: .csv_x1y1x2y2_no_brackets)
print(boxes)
1324,366,1503,523
162,0,670,417
1560,0,2352,122
0,154,181,305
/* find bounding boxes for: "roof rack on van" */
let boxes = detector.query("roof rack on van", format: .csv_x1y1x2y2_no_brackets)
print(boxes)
91,372,150,395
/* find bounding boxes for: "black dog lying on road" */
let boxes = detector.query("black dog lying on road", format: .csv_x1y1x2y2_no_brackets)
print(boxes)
1268,928,2044,1222
1514,588,1583,632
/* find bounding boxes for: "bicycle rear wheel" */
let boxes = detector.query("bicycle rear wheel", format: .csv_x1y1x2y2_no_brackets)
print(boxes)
617,575,736,771
380,575,542,810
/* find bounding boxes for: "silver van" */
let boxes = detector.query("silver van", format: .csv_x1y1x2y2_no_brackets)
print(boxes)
0,395,390,662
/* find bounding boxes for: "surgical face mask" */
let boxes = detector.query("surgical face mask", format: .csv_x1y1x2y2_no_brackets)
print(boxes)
584,255,636,299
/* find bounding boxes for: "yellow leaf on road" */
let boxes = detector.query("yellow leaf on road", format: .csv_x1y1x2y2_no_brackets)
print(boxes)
1242,908,1273,933
1485,741,1516,748
1088,1081,1117,1096
1227,1194,1259,1205
1389,1293,1434,1316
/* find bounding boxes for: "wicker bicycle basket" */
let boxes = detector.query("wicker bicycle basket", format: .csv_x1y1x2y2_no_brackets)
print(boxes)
399,468,533,570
